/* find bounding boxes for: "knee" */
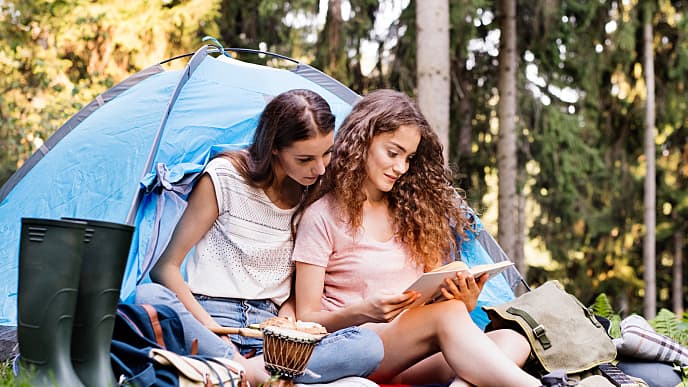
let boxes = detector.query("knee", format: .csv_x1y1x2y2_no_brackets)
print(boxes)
431,300,481,337
432,299,472,323
324,327,384,376
487,329,532,366
340,327,384,368
355,327,384,369
135,282,177,304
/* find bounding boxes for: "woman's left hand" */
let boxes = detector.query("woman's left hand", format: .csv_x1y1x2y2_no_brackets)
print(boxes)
439,271,488,311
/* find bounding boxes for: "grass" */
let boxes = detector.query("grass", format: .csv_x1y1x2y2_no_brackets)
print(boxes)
0,360,15,386
0,360,49,387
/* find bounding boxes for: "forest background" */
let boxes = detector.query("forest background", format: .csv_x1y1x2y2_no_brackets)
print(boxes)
0,0,686,319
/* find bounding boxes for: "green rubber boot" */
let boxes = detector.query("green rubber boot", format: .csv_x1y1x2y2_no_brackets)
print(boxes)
66,218,134,387
17,218,86,387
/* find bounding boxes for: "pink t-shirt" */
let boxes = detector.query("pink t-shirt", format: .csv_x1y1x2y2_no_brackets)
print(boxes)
293,194,423,311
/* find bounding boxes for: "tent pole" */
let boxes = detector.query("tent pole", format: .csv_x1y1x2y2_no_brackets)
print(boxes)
124,45,211,226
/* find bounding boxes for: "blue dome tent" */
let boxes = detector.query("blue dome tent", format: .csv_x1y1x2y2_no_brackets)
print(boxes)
0,42,523,339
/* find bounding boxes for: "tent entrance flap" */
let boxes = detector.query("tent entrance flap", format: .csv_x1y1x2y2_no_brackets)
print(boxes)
126,45,212,225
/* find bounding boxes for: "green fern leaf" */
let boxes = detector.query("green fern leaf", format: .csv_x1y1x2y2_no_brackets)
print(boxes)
589,293,615,319
651,309,681,343
608,314,622,339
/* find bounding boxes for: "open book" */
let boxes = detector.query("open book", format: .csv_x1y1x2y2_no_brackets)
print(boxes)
404,260,514,308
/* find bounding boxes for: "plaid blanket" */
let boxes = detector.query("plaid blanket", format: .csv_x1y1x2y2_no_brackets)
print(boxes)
613,314,688,365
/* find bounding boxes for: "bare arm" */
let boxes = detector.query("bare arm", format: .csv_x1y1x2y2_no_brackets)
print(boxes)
149,174,224,330
277,280,296,319
294,262,417,332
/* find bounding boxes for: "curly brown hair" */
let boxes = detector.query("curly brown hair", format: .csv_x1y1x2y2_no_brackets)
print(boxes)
312,89,470,271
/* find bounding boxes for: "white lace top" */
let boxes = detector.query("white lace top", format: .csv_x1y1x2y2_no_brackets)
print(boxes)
185,157,296,305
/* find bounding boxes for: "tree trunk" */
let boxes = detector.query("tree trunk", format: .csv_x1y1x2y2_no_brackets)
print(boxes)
455,69,472,159
326,0,342,76
416,0,450,164
515,170,527,280
642,1,657,319
673,230,684,316
497,0,518,260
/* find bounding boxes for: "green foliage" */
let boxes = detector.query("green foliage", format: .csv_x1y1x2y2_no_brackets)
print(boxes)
590,293,621,338
0,360,19,386
312,0,380,92
0,0,223,186
591,295,688,347
0,359,48,386
589,300,688,386
217,0,317,64
386,0,417,95
651,308,688,346
590,293,616,319
514,0,688,315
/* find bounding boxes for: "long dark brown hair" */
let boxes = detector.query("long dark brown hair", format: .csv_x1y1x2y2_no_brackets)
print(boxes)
311,89,469,271
219,89,334,236
220,89,335,188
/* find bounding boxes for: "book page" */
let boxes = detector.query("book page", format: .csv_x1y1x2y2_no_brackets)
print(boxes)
404,260,514,308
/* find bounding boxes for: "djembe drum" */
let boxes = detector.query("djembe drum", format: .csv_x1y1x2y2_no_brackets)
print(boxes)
261,318,327,387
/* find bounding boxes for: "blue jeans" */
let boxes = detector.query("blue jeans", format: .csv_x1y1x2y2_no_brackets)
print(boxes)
135,283,383,383
194,294,277,356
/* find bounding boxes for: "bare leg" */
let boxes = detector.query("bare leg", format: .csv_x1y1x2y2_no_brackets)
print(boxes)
387,353,453,385
233,354,271,386
368,300,540,387
391,330,532,385
485,329,532,367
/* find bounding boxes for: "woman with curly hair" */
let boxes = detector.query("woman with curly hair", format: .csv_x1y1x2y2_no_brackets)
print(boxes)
292,89,540,386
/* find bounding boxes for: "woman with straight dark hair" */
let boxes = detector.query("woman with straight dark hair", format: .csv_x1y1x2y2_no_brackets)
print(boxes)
137,89,383,385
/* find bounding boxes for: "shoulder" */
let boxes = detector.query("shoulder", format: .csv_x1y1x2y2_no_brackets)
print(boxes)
304,194,338,218
205,155,246,183
206,155,234,171
299,194,337,229
294,195,339,260
204,156,230,174
202,155,258,209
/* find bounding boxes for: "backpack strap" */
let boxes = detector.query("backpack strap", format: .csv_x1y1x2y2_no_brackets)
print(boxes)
191,338,199,355
190,356,225,387
506,306,552,349
141,303,166,349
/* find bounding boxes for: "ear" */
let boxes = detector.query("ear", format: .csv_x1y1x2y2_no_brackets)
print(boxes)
271,148,279,156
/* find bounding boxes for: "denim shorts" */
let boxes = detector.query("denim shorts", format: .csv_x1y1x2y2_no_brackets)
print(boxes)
194,294,277,356
136,284,384,382
194,294,384,383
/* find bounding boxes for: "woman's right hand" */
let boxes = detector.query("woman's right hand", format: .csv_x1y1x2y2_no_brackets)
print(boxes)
362,291,419,322
439,271,488,311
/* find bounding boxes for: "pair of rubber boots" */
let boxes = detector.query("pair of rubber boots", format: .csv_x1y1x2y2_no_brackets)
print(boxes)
16,217,134,387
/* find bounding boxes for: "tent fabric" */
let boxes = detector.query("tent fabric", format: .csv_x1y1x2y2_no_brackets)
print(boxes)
0,64,166,203
0,44,521,327
476,229,528,290
0,47,353,325
459,214,518,329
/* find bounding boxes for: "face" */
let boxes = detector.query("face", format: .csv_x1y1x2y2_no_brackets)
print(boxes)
363,124,421,196
273,131,334,186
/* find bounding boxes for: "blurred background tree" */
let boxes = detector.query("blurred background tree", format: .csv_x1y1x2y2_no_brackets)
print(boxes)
1,0,686,318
